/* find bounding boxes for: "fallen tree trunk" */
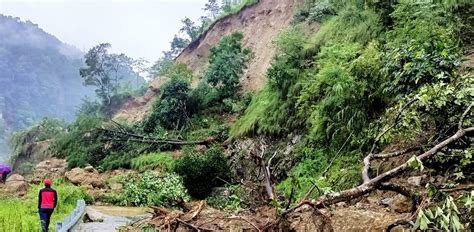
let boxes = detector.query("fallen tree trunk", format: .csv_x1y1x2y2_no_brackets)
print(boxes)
285,126,473,213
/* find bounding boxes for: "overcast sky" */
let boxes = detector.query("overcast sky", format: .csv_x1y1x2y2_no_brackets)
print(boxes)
0,0,208,62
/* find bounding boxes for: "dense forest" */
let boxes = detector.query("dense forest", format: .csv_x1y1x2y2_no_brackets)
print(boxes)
0,15,93,160
0,15,147,161
3,0,473,231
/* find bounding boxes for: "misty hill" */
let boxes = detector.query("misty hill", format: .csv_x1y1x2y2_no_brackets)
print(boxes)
0,15,92,159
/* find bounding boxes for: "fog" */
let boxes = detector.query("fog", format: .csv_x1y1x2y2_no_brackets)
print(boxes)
0,0,207,61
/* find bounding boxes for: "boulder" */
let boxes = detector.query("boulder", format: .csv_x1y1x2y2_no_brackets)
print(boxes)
5,174,29,196
389,195,412,213
407,176,423,186
33,159,68,182
65,167,105,188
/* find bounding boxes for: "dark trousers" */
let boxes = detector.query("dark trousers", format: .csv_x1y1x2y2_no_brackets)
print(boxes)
39,208,54,232
1,174,6,183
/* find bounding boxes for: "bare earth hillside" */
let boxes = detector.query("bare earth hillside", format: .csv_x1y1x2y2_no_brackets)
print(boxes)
113,0,298,122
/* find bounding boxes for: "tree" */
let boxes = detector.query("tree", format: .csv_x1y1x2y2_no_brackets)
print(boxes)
79,43,138,104
203,0,221,19
205,32,252,101
180,18,200,41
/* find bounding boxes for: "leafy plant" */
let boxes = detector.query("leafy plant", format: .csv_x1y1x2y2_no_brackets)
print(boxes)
119,171,190,207
174,146,233,199
414,196,467,231
131,152,174,172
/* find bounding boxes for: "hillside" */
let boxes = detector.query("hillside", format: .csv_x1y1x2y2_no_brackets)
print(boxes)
112,0,299,123
0,15,92,161
3,1,473,231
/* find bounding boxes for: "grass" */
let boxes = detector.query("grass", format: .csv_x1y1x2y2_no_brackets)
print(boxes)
0,179,88,231
131,152,174,172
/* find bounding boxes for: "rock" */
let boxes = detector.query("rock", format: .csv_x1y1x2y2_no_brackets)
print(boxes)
65,167,105,188
355,202,364,209
5,174,29,196
282,207,333,232
33,158,67,181
336,202,346,207
381,198,394,206
407,176,423,186
390,195,412,213
84,165,95,172
83,208,105,223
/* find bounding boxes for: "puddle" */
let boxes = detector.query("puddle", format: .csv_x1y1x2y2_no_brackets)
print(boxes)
74,206,151,232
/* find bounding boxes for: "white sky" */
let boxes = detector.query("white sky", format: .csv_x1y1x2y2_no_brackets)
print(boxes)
0,0,208,62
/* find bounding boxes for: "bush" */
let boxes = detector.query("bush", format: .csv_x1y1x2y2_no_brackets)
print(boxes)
144,78,191,131
174,146,233,199
119,172,189,207
308,1,336,22
131,152,174,172
204,32,252,102
312,6,382,46
382,2,462,96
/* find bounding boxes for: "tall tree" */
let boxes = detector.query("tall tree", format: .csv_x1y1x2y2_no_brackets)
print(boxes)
203,0,221,19
180,18,200,41
79,43,138,104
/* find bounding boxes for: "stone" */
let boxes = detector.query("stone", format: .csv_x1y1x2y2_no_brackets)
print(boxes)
65,167,105,188
5,174,29,196
381,198,394,206
84,165,95,172
407,176,423,186
336,202,347,207
389,195,412,213
33,158,67,181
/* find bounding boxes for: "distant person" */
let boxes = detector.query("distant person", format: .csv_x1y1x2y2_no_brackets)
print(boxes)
38,179,58,232
1,170,10,183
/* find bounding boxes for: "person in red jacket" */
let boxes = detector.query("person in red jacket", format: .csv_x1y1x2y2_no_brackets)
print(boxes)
38,179,58,232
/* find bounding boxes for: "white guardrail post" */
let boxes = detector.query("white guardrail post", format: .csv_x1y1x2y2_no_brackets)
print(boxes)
56,199,86,232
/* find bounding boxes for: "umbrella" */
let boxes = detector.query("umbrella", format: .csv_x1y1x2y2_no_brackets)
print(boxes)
0,164,11,174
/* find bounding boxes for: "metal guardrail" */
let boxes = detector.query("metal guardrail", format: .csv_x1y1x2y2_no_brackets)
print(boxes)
56,199,86,232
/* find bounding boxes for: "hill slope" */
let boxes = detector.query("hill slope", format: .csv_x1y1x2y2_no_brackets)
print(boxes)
113,0,299,123
0,15,92,160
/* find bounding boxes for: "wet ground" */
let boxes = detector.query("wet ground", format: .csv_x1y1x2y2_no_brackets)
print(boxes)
74,206,151,232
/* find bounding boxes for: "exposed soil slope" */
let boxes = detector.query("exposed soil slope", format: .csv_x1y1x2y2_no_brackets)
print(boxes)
113,0,298,122
177,0,298,92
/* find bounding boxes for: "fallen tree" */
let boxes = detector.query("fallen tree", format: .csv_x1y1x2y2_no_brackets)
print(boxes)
285,103,473,213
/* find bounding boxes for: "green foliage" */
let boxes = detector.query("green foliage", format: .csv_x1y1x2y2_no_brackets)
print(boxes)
312,7,382,46
206,185,246,211
131,152,174,172
383,2,462,95
308,1,336,23
52,115,105,168
80,43,145,105
414,195,468,231
0,179,88,231
277,148,360,202
144,78,191,131
174,146,233,199
204,32,252,101
118,171,190,207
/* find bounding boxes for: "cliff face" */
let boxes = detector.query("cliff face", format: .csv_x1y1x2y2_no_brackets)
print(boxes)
113,0,298,122
177,0,298,91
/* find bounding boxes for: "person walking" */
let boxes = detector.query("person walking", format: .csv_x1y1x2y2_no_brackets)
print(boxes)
38,179,58,232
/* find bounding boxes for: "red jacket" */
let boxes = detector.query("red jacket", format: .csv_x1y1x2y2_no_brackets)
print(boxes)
38,187,58,209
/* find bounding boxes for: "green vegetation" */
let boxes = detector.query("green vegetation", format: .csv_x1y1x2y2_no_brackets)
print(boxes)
232,0,473,205
0,179,88,231
116,171,189,207
174,146,232,199
131,152,174,172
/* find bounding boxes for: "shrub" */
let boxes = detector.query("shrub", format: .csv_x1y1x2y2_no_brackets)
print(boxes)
383,2,462,96
312,6,382,46
204,32,252,102
131,152,174,172
308,1,336,22
144,78,191,131
119,172,189,207
174,146,232,199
